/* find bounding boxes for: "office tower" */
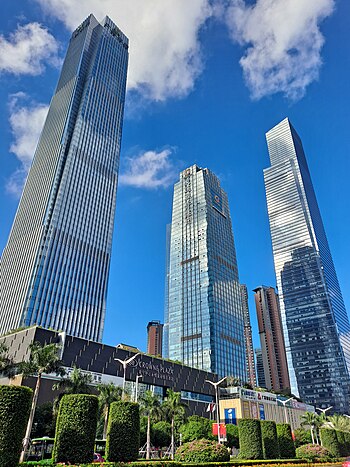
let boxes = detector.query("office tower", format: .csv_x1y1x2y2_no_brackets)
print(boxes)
255,349,266,388
253,286,290,392
147,321,164,356
264,117,350,412
162,224,171,359
241,284,256,387
165,164,246,379
0,15,128,341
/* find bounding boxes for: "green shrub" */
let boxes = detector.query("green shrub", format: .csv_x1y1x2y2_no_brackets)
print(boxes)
52,394,98,464
344,431,350,456
226,424,239,449
106,401,140,461
320,428,341,457
293,428,312,448
175,438,230,462
238,419,263,459
153,421,171,447
336,430,347,457
296,443,332,461
0,385,32,467
276,423,295,459
180,416,213,443
261,420,279,459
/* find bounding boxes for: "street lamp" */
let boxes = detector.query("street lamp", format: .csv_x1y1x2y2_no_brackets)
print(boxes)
316,406,332,416
135,374,142,403
114,353,140,398
205,377,227,444
280,397,294,424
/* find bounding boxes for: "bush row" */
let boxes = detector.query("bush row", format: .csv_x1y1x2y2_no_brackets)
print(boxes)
238,419,295,460
320,427,350,457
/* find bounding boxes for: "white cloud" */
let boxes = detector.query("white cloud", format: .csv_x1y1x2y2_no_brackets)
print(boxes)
225,0,334,100
34,0,211,101
119,149,178,189
0,22,60,75
6,93,48,197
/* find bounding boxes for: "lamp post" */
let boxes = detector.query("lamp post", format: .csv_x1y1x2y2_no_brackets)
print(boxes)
114,353,140,398
280,397,294,425
316,406,332,416
135,374,142,403
205,377,227,443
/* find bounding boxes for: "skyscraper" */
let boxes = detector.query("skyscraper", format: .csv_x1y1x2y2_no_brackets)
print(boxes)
165,164,246,379
0,15,128,342
253,285,290,392
241,284,256,387
147,320,164,357
264,118,350,412
255,349,266,388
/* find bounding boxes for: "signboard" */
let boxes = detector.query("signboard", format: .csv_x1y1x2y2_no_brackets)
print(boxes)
259,404,265,420
212,423,226,436
224,408,237,425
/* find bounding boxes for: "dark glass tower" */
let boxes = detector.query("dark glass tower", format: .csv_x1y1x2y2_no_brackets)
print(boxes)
264,118,350,412
0,15,128,341
165,164,246,380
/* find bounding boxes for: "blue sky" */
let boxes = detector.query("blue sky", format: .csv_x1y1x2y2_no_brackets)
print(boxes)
1,0,349,353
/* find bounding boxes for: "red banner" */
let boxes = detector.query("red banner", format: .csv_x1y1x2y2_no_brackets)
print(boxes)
212,423,226,436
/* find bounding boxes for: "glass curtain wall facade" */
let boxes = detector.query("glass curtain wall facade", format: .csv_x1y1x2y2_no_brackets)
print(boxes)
264,118,350,412
165,165,246,379
0,15,128,341
241,284,256,387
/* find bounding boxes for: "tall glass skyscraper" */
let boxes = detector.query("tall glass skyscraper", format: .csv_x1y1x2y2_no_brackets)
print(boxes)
0,15,128,342
165,165,246,379
264,118,350,412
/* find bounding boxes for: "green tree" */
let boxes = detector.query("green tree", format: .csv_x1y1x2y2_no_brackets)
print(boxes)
301,411,318,444
226,424,239,449
18,341,65,462
325,414,350,432
294,428,312,448
180,415,213,442
153,421,171,447
53,366,93,413
32,401,56,437
140,390,163,459
0,342,15,378
162,389,188,459
97,382,122,439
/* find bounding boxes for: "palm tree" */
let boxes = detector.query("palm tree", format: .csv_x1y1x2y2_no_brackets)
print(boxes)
162,389,188,459
301,411,318,444
325,414,350,432
97,382,122,439
19,341,65,462
140,390,163,460
52,366,93,414
0,342,16,378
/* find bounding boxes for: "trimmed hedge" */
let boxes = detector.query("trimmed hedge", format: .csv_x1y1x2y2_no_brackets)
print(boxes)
344,431,350,456
106,401,140,462
276,423,295,459
336,430,348,456
320,428,341,458
0,385,32,467
52,394,98,464
238,419,263,460
261,420,279,459
175,439,230,462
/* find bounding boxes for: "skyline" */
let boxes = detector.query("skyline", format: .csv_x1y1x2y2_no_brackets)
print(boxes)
1,0,350,355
